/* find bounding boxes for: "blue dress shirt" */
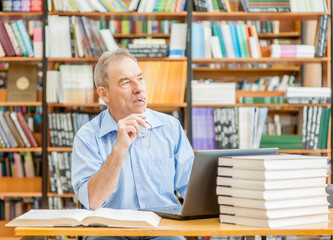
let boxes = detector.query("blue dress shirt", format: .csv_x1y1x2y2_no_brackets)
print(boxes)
71,109,194,210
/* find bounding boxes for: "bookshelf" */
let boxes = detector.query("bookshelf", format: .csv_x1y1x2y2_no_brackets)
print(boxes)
190,0,332,158
0,0,332,237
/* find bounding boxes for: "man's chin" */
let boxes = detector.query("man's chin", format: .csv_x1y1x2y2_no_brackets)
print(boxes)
132,105,147,114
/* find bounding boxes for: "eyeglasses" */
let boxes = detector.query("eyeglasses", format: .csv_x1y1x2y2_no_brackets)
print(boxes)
139,121,152,148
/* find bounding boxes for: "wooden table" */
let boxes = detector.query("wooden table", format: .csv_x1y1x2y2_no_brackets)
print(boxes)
14,212,333,237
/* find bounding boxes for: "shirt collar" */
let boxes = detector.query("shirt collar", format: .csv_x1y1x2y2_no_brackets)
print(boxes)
98,109,164,138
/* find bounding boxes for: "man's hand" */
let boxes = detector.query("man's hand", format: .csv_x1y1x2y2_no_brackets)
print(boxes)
116,114,148,149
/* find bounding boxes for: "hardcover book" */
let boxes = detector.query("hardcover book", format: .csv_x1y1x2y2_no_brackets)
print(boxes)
6,208,161,228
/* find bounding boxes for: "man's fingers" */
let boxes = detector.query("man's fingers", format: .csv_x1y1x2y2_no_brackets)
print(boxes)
122,114,148,128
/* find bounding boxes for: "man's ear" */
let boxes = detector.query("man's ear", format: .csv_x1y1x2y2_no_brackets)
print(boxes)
97,86,110,103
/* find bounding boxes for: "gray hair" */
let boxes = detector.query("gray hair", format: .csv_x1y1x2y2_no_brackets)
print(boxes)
94,49,138,89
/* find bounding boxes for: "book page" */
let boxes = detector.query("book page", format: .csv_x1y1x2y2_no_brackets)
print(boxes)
15,209,91,221
88,208,161,228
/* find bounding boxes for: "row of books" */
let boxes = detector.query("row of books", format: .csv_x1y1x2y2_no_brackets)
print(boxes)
192,22,262,59
265,114,298,136
317,15,330,58
285,87,331,104
0,197,39,221
0,19,42,58
193,0,230,12
129,0,186,12
237,75,296,91
48,152,74,195
0,152,40,177
192,81,235,105
48,113,95,147
48,197,77,210
250,20,280,34
289,0,327,12
260,134,302,150
217,153,329,228
128,39,169,57
241,0,327,12
109,20,171,34
302,106,331,150
46,65,94,104
46,15,186,58
192,107,268,150
0,111,39,148
260,106,331,150
49,0,187,13
1,0,42,12
47,15,116,58
50,0,128,12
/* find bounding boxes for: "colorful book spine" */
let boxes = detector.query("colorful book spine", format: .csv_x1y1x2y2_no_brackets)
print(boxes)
3,22,22,56
21,0,31,12
30,0,43,11
12,0,22,12
10,20,28,56
16,20,34,57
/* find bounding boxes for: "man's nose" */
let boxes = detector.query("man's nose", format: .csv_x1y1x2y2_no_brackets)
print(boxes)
133,81,145,92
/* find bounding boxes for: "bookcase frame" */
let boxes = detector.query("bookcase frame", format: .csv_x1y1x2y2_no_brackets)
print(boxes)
0,0,332,237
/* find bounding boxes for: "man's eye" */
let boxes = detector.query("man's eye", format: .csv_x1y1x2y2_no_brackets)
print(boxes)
138,77,144,81
122,81,130,85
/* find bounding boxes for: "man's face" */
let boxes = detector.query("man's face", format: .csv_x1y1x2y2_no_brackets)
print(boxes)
101,57,147,121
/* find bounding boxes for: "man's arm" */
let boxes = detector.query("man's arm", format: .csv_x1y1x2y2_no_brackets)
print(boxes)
87,114,147,210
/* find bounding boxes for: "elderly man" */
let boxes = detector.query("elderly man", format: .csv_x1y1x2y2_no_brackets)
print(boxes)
72,49,194,240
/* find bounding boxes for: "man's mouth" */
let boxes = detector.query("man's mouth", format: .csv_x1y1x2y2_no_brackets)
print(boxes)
133,99,145,104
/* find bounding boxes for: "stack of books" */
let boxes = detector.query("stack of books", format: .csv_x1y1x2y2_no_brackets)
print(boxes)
191,81,236,105
271,44,315,58
217,154,329,228
285,87,331,104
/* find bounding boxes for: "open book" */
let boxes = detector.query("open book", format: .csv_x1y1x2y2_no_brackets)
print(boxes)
6,208,161,228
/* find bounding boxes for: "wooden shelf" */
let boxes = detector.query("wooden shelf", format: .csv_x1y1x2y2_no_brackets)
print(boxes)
258,32,301,38
193,58,330,64
192,103,331,108
112,33,170,38
48,193,76,198
0,57,42,62
0,147,42,152
48,11,187,21
47,57,187,62
0,102,42,106
192,12,330,21
278,149,331,154
193,66,301,77
0,177,42,197
48,147,72,152
0,12,42,16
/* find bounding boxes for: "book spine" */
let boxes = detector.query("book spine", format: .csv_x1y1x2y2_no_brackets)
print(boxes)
16,111,38,147
0,112,18,148
0,20,16,56
4,22,23,56
10,112,31,148
16,20,34,57
30,0,43,11
10,20,28,56
12,0,22,12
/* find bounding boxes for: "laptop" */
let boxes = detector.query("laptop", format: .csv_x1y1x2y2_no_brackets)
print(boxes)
146,148,278,220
